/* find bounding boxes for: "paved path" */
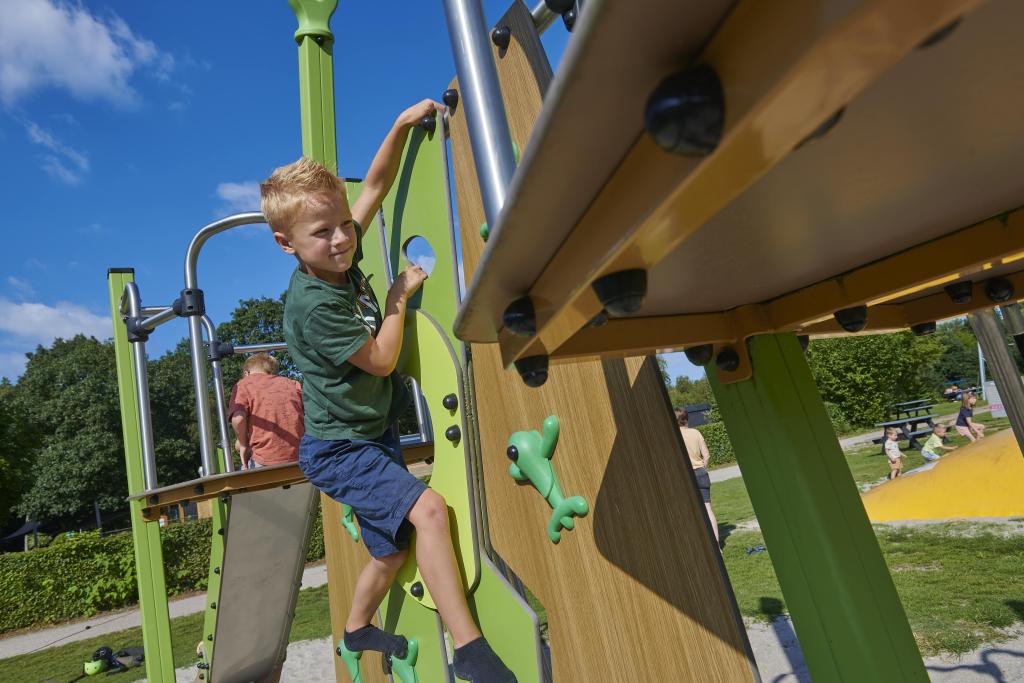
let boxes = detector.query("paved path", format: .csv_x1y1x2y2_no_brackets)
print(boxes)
0,564,328,660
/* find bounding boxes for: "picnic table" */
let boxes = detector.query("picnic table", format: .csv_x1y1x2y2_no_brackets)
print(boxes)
873,413,937,452
889,399,936,420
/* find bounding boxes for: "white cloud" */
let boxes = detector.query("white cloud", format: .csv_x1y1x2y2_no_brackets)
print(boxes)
23,119,89,184
0,352,28,382
7,276,35,300
0,298,110,345
0,0,173,107
410,254,436,274
216,181,261,213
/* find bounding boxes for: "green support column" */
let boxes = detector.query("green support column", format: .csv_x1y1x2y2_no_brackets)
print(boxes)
709,333,927,682
106,269,175,683
288,0,339,172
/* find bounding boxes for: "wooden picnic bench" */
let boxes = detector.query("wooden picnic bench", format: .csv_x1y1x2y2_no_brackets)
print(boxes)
872,413,937,452
889,398,930,418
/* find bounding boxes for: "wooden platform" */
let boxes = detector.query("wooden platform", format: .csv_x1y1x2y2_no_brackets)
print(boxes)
129,442,433,516
454,0,1024,367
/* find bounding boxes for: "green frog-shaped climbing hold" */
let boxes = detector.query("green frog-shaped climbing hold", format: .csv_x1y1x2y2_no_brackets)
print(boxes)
336,636,419,683
341,503,359,542
507,415,589,544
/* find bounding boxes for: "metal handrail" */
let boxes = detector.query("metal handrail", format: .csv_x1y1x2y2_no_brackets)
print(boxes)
201,315,234,474
183,212,266,477
121,282,160,491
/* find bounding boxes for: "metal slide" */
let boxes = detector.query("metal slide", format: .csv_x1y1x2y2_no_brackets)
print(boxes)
208,482,319,682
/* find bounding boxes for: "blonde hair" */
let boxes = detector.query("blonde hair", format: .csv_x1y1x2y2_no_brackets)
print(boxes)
961,391,975,409
886,427,899,438
260,157,347,235
243,353,279,375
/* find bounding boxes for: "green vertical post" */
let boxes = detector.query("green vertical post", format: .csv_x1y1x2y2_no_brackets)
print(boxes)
200,456,230,676
288,0,339,172
106,269,175,683
709,333,927,682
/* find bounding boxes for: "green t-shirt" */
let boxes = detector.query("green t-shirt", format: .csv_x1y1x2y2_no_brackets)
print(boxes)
283,226,409,440
922,433,943,452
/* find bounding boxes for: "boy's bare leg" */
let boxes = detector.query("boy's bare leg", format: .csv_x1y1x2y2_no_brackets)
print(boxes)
346,550,407,631
407,489,481,647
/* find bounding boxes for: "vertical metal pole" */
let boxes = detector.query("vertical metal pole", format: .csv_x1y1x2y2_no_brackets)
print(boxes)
123,283,159,490
186,315,217,477
979,342,987,399
202,315,234,473
441,0,517,227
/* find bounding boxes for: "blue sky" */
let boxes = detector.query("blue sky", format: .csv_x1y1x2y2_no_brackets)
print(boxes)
0,0,703,384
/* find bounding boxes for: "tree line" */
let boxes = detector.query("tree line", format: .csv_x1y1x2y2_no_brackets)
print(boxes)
0,307,990,540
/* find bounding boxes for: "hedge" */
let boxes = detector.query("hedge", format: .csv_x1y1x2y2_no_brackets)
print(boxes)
697,421,736,468
0,500,327,633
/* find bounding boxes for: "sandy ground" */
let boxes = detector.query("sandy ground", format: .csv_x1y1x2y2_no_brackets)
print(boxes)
166,618,1024,682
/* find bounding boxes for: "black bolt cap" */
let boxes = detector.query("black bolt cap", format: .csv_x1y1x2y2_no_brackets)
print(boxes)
210,602,217,609
507,445,519,462
442,393,458,411
644,64,724,156
562,6,577,32
410,582,424,599
418,114,436,135
193,484,205,495
797,108,845,149
797,335,810,352
715,347,740,372
684,344,714,366
445,425,461,442
945,280,973,304
148,495,158,505
911,321,936,336
207,634,213,641
919,18,961,49
591,269,647,316
514,354,549,388
503,296,537,336
834,305,868,333
985,277,1015,303
491,26,511,50
544,0,574,13
213,567,220,574
442,89,459,110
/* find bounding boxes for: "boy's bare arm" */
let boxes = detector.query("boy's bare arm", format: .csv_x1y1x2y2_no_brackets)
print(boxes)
351,99,444,232
231,412,251,465
348,265,427,376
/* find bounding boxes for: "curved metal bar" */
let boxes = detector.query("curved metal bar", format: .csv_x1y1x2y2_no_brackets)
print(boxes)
201,315,234,474
184,212,266,289
183,212,266,476
121,282,159,491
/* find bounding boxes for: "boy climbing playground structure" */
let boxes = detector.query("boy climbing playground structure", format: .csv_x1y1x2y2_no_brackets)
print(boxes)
107,0,1024,681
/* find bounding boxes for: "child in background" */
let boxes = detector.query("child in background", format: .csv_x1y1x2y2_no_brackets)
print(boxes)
885,428,905,479
955,392,986,442
921,423,957,462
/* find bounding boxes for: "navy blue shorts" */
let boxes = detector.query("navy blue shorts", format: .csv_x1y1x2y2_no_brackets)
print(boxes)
299,425,427,559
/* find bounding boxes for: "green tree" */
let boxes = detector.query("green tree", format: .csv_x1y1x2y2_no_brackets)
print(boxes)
13,336,125,525
933,318,980,386
0,380,40,530
807,331,944,427
215,296,291,389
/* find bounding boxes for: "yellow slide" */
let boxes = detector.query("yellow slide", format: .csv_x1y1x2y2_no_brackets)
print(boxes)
862,429,1024,521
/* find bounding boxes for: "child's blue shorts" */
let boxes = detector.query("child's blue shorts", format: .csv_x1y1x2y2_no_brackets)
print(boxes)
299,425,427,559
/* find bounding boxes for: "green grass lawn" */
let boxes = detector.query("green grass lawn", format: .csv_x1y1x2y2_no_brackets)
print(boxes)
715,411,1022,656
0,585,332,682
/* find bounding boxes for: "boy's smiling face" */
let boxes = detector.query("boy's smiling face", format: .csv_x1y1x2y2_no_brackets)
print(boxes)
274,191,357,286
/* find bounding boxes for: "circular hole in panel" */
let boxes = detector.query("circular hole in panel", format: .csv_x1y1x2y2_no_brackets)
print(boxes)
402,235,436,276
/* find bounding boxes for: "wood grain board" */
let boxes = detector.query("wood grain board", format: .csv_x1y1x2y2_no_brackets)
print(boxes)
449,3,757,680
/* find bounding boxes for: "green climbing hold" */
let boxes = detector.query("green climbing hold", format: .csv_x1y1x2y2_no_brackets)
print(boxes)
341,503,359,542
480,222,489,241
507,415,589,544
390,636,420,683
335,639,362,682
512,141,520,164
